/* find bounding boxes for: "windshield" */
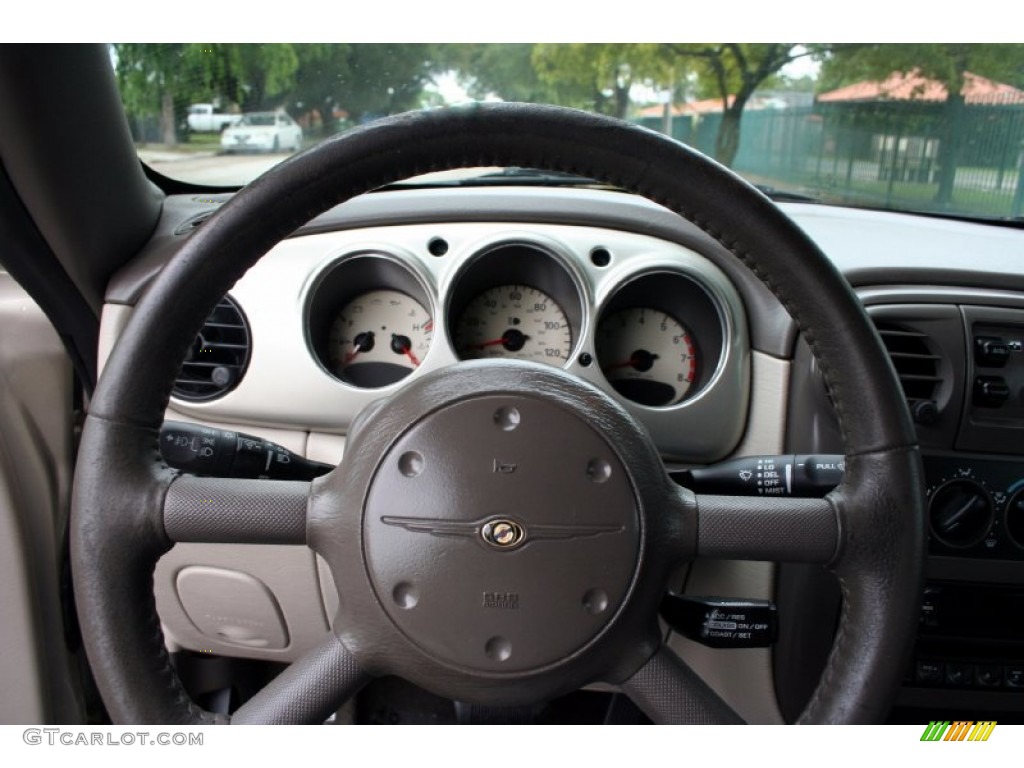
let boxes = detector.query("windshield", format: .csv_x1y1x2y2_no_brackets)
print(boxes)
114,43,1024,221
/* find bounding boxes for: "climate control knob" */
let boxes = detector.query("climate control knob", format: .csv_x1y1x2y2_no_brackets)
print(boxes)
929,479,994,548
1004,489,1024,550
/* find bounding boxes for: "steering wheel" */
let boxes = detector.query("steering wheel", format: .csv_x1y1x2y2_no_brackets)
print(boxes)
71,103,925,725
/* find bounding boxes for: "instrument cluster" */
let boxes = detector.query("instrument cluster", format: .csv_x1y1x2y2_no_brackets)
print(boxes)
176,220,750,461
307,238,728,410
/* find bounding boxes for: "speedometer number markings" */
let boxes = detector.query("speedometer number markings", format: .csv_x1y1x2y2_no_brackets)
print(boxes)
455,285,572,365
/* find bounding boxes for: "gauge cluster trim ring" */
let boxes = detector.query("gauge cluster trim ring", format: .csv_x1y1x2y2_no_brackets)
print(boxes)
168,221,750,461
303,248,437,389
444,234,588,370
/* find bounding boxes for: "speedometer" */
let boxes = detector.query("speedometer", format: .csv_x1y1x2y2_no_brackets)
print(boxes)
454,284,572,365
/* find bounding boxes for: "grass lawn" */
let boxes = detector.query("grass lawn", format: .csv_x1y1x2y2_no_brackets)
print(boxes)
823,179,1017,219
135,133,222,154
751,168,1022,219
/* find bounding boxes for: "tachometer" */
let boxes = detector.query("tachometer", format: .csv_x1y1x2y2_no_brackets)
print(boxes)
597,307,696,406
454,284,572,365
328,290,432,387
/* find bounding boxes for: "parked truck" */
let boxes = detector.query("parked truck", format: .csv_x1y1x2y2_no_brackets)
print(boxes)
186,103,240,133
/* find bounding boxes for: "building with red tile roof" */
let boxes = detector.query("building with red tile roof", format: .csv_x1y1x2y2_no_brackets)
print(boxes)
817,71,1024,105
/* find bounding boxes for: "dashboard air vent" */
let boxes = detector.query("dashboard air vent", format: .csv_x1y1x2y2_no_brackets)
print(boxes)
172,295,251,401
872,321,944,405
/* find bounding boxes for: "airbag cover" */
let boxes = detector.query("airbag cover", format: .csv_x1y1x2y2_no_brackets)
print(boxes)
363,394,639,672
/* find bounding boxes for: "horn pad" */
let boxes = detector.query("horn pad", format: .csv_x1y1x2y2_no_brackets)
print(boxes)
363,394,641,673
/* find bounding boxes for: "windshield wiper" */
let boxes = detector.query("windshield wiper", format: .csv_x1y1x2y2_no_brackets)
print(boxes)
381,168,821,201
471,168,607,185
378,167,622,191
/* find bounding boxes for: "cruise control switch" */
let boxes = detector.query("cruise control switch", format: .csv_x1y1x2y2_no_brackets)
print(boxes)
159,420,333,480
660,594,778,649
672,454,844,497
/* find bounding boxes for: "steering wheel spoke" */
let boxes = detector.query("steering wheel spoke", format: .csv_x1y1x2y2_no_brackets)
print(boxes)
163,475,310,545
231,633,368,724
694,494,839,564
620,645,744,724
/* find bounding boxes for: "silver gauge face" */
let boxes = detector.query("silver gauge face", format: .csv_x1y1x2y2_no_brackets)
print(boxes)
454,284,572,365
328,289,433,387
597,307,697,406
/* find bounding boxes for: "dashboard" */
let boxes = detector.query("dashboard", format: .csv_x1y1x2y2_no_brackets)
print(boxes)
99,184,1024,723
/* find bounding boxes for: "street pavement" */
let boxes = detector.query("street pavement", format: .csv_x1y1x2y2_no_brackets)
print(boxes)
138,148,292,186
137,145,501,188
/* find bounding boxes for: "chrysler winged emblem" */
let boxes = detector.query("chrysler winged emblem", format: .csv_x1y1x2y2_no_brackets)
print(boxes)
380,515,623,550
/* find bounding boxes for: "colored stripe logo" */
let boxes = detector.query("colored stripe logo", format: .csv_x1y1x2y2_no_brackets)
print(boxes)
920,721,997,741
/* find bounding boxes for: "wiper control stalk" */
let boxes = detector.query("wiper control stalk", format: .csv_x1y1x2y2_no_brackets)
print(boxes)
671,454,844,497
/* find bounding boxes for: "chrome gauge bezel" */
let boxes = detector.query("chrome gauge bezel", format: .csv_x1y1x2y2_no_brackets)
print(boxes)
593,269,729,409
444,238,588,369
303,249,437,389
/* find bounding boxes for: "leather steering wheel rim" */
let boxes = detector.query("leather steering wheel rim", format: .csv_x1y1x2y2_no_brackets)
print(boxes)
71,103,925,724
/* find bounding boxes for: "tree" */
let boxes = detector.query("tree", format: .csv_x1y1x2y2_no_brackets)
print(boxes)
436,44,555,104
822,44,1024,207
289,44,438,130
114,43,196,145
284,45,349,133
340,44,438,119
114,44,442,144
219,44,300,112
662,44,828,167
438,44,675,119
113,44,301,144
532,44,671,119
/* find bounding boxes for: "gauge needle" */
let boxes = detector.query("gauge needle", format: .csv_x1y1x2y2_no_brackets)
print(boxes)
606,349,659,372
469,328,530,352
391,334,421,366
343,331,375,365
342,345,363,366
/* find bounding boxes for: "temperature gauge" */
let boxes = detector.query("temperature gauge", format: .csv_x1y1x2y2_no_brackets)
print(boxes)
597,307,696,406
328,290,432,388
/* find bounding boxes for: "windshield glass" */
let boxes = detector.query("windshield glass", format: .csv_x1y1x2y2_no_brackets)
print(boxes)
114,43,1024,220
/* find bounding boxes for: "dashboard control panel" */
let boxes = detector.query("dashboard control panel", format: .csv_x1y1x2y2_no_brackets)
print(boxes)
910,582,1024,695
925,454,1024,560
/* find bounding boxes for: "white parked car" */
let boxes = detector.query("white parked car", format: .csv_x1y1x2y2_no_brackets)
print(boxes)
220,111,302,154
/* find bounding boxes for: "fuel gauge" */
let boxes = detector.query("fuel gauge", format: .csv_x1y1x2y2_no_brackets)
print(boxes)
328,289,432,388
597,308,696,407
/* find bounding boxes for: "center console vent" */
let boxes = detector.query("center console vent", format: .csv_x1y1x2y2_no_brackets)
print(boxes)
864,305,965,447
873,321,944,406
